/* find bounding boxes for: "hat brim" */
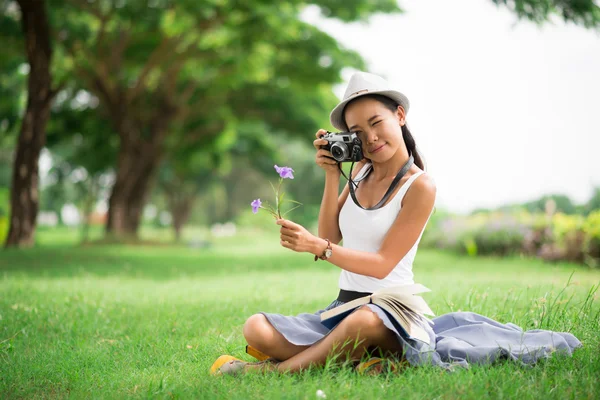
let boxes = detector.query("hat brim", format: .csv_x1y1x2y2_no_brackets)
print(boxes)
329,90,410,131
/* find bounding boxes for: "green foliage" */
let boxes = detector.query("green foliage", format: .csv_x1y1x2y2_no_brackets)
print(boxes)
582,210,600,239
527,194,576,214
10,0,396,237
494,193,578,215
0,20,26,143
472,220,528,256
584,187,600,214
0,148,11,197
552,212,584,240
463,237,478,257
491,0,600,29
0,215,7,244
0,186,8,242
271,138,327,217
0,187,10,216
582,210,600,265
46,90,118,176
475,189,600,220
3,0,599,242
0,181,9,242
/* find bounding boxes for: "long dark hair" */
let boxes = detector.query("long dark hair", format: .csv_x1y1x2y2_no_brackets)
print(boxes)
343,94,425,170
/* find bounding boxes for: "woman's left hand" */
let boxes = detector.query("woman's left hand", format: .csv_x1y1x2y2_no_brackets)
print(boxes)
276,218,319,254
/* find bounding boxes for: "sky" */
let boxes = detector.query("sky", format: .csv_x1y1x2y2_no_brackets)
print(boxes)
302,0,600,213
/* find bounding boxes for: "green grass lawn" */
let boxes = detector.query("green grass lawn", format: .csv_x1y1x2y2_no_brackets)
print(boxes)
1,226,599,399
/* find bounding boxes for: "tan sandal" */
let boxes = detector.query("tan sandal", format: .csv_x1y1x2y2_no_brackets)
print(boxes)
218,359,248,375
210,355,243,375
211,355,278,376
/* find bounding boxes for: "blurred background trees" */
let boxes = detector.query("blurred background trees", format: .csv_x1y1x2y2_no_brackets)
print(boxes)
1,0,400,246
1,0,599,265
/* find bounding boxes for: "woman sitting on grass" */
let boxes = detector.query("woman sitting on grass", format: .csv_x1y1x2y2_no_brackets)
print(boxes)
213,72,582,375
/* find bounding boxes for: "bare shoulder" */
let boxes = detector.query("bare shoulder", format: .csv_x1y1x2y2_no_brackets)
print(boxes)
412,172,436,193
403,172,436,206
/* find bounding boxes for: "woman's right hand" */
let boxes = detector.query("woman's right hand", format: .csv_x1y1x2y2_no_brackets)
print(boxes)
313,129,340,175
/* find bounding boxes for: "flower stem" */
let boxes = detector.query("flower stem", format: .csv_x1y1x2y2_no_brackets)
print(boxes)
276,178,283,219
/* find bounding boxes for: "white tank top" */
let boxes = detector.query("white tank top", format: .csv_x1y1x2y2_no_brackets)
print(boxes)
338,163,428,293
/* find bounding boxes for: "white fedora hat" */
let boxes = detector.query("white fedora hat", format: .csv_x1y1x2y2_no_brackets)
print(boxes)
329,71,410,131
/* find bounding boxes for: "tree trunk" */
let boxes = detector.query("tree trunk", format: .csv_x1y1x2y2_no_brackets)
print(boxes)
105,140,162,238
80,176,99,243
168,193,195,242
5,0,54,248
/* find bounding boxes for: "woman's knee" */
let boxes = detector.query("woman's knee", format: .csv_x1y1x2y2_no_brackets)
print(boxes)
243,313,273,346
342,306,385,339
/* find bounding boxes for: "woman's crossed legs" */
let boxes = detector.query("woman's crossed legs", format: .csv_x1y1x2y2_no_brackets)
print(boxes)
242,306,404,373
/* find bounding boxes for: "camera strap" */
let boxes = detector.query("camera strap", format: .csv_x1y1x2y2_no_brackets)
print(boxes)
348,155,414,210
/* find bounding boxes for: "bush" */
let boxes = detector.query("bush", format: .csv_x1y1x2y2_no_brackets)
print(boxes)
582,211,600,266
0,216,8,244
0,188,9,244
547,213,586,263
471,216,529,256
0,187,8,217
423,212,529,257
421,210,599,267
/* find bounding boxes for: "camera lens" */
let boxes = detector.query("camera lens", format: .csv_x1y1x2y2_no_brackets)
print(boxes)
330,143,348,161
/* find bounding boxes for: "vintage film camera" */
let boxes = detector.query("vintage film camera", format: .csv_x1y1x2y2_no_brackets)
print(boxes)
320,131,364,162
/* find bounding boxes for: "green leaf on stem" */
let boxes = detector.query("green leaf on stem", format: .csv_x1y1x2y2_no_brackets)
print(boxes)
282,205,302,217
285,199,303,205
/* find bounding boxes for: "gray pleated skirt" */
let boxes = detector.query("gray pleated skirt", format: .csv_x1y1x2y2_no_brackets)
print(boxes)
260,298,436,355
260,300,583,369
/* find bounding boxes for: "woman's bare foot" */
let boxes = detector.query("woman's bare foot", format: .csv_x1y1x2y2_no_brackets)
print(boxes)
244,360,279,373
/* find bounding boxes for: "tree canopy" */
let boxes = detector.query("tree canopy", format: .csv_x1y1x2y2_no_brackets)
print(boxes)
2,0,599,246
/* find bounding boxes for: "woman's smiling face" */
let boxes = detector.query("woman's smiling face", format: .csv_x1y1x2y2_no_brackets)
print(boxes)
343,96,406,161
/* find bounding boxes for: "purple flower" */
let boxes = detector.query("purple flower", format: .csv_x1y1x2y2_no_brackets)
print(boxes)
251,198,262,214
274,165,294,179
